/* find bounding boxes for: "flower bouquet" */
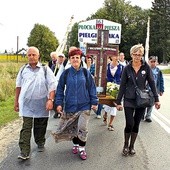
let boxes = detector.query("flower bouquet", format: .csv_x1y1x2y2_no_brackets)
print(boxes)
106,82,120,99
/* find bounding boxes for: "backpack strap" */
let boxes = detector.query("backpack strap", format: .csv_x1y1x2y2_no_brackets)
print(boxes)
20,63,28,74
63,59,68,67
20,63,47,79
41,63,47,79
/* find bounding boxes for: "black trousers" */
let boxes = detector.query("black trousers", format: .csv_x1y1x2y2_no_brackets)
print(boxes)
124,107,145,133
19,117,48,154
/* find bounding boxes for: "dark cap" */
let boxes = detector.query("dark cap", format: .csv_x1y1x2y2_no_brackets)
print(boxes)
149,56,158,61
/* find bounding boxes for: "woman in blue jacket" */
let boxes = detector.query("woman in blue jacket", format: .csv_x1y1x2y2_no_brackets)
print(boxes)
53,48,98,160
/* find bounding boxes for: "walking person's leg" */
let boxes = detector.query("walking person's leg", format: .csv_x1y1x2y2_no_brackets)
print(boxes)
96,104,103,118
123,107,134,156
18,117,33,160
34,117,48,152
77,110,90,160
129,107,145,155
108,107,117,131
145,106,153,122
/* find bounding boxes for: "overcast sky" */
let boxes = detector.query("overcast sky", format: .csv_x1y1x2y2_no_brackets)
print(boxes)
0,0,153,53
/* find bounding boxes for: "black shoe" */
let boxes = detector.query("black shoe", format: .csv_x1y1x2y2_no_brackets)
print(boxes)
37,144,45,152
18,153,30,160
129,147,136,156
145,118,152,123
122,147,129,156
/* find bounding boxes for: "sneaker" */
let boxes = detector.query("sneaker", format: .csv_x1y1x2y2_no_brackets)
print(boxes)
79,150,87,160
37,144,45,152
108,125,114,131
72,146,79,154
145,118,152,123
18,153,29,160
96,115,101,119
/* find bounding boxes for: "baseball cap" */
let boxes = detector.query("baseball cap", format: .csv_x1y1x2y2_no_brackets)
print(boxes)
149,56,158,61
58,53,65,57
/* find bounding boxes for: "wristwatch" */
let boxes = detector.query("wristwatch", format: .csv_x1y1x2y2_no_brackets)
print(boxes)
48,99,54,102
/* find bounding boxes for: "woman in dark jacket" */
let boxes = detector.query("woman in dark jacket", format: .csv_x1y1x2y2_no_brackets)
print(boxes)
115,44,161,156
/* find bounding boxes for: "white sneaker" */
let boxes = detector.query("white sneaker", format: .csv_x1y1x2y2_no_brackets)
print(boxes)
97,115,101,119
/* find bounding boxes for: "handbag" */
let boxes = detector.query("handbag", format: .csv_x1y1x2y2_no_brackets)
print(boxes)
130,69,154,108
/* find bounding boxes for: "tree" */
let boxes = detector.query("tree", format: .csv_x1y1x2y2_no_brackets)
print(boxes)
89,0,149,60
27,24,59,61
66,0,150,61
67,23,79,50
150,0,170,63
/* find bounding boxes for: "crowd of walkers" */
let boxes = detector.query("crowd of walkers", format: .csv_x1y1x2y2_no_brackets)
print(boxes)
14,44,163,161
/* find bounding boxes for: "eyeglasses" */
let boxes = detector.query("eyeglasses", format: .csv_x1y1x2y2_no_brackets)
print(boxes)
70,56,80,60
132,53,142,57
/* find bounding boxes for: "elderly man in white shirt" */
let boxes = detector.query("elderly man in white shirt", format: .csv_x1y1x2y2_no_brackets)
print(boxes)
14,46,56,160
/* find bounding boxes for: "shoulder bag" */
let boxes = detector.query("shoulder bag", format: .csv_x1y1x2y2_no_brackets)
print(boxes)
130,69,154,108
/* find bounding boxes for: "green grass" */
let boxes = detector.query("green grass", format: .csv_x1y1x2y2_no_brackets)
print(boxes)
0,96,19,127
162,69,170,74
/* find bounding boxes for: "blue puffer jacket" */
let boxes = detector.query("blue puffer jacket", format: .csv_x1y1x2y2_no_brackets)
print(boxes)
55,66,98,113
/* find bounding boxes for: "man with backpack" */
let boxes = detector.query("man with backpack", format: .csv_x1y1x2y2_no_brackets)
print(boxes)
14,46,56,160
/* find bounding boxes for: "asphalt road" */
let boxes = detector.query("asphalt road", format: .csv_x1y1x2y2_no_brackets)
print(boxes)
0,76,170,170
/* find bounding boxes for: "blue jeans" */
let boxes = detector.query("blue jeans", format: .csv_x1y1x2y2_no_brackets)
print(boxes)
96,104,103,116
145,106,153,119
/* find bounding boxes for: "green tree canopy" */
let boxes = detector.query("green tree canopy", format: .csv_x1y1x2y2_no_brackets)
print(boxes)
27,24,59,61
67,0,150,61
66,22,79,52
150,0,170,63
90,0,150,60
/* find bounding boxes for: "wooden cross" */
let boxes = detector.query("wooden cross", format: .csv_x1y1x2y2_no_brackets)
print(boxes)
86,29,119,97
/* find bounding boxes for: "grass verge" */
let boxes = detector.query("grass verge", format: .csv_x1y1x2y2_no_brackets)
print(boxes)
0,96,19,128
162,69,170,74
